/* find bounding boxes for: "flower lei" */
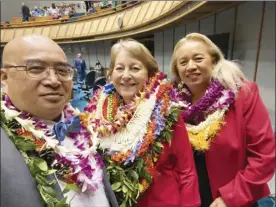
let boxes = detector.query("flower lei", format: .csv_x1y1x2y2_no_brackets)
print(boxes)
178,80,236,151
0,94,104,206
83,72,180,207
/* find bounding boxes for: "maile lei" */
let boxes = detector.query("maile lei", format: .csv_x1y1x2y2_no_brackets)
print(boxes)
82,72,180,207
0,94,104,207
177,80,236,151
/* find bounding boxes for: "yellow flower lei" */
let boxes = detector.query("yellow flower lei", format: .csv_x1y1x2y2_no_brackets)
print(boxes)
187,109,227,151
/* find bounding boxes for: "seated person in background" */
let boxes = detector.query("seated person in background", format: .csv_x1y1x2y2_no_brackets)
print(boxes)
33,6,41,16
88,6,95,14
101,0,109,9
95,60,104,77
0,34,118,207
70,7,76,17
64,7,70,15
49,7,59,19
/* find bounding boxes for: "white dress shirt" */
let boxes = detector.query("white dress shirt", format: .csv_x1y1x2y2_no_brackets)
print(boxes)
44,113,110,207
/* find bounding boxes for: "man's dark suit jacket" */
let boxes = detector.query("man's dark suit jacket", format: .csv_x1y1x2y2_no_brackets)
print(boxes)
1,129,119,207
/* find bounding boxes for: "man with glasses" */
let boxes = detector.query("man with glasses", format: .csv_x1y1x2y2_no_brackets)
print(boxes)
0,35,118,207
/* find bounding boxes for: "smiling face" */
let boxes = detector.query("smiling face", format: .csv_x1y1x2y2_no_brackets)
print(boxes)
110,49,148,103
175,40,214,91
1,35,73,120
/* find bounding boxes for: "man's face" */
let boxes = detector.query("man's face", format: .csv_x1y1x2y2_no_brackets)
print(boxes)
1,37,73,120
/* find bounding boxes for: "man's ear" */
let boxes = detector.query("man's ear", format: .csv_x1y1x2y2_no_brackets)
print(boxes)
1,68,8,91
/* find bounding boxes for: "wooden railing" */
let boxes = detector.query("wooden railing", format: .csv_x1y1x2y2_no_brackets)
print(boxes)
1,1,139,28
1,1,239,45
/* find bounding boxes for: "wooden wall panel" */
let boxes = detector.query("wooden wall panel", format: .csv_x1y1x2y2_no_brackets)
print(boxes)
104,15,116,32
57,25,68,38
111,12,126,31
14,29,24,38
73,22,84,37
4,29,15,42
24,28,34,35
152,1,165,19
81,21,92,36
135,2,150,25
49,26,59,39
33,27,42,35
127,6,142,27
41,26,51,37
161,1,174,14
172,1,183,7
97,17,108,33
122,10,133,28
1,30,5,42
66,23,76,38
144,1,157,22
89,19,100,35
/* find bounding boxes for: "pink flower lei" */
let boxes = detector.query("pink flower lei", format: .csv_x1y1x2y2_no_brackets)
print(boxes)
84,72,168,137
177,79,236,125
1,94,104,193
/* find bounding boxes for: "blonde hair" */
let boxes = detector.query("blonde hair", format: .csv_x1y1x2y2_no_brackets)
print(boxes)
107,38,159,78
171,33,246,92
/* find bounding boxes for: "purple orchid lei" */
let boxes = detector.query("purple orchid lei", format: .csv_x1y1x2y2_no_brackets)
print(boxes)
178,80,236,125
2,94,104,193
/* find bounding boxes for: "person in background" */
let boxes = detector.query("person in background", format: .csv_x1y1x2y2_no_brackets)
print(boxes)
70,7,76,17
95,60,104,77
21,2,30,22
84,39,201,207
74,53,87,82
88,5,95,14
171,32,275,207
84,1,92,12
43,6,49,16
32,6,41,17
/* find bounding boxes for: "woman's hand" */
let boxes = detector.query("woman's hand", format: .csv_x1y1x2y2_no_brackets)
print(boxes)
210,197,228,207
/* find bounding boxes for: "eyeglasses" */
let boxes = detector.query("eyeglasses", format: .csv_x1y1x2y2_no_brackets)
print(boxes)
5,62,75,81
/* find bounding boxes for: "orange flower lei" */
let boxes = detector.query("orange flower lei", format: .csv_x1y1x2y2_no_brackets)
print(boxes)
85,72,167,137
84,72,181,206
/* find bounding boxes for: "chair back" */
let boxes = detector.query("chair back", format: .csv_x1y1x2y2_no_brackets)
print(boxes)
93,77,107,93
85,70,96,87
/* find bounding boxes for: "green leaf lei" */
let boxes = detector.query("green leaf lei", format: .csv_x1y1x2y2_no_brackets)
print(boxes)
0,111,78,207
98,107,180,207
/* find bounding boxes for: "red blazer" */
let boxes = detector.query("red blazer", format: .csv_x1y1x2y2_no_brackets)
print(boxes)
206,82,275,207
138,115,201,207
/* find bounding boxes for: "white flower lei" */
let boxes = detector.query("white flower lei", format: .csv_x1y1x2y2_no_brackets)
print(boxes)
89,86,160,153
1,98,103,193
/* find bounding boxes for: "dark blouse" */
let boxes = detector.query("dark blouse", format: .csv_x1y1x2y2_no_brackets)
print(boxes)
194,151,259,207
193,151,213,207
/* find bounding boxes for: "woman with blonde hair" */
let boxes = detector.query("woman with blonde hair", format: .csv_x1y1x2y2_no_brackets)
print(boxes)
171,32,275,207
83,38,201,207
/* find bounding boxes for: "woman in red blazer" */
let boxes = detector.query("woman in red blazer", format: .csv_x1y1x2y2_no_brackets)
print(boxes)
85,38,201,207
138,114,201,207
170,33,275,207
